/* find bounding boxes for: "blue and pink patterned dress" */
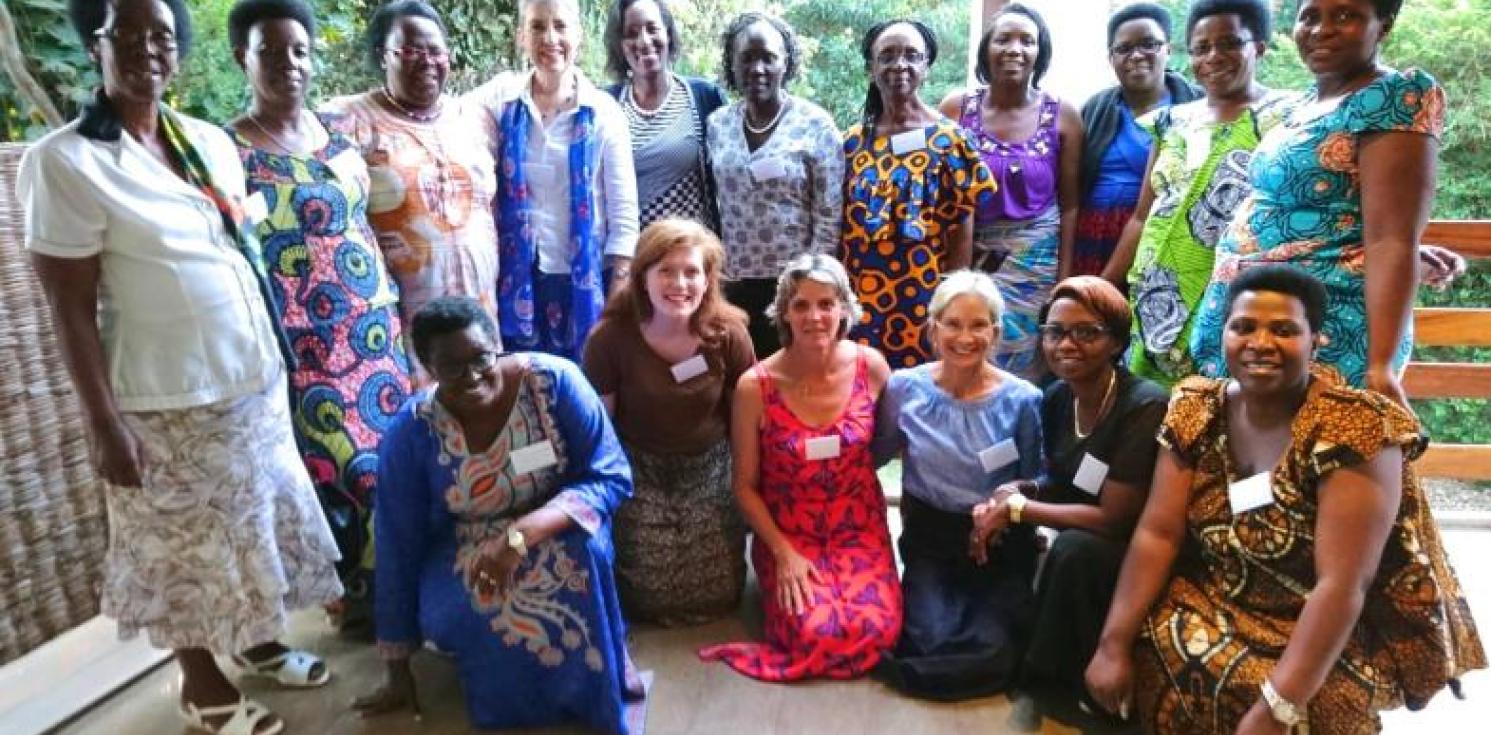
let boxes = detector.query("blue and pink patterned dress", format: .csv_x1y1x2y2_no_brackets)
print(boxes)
1190,69,1446,385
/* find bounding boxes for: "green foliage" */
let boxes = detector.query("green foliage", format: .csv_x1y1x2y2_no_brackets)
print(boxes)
1,0,96,141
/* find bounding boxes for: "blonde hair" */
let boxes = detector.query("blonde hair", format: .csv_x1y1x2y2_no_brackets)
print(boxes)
765,254,862,346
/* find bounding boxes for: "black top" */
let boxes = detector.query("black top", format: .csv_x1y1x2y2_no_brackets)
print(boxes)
1040,367,1169,506
1077,70,1201,201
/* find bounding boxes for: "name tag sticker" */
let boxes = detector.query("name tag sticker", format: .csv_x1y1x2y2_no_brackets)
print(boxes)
670,354,709,383
978,438,1019,473
242,192,268,223
1073,453,1110,496
1183,128,1210,171
804,435,841,461
327,148,364,184
749,156,788,182
890,129,927,155
1228,471,1274,515
510,440,559,475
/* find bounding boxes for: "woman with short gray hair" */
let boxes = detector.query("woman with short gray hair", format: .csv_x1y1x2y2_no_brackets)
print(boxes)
871,269,1043,699
699,254,903,681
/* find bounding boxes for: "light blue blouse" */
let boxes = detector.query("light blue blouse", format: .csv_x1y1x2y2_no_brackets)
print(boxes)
873,364,1044,513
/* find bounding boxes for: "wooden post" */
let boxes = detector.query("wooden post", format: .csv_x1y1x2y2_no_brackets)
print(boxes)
0,1,65,130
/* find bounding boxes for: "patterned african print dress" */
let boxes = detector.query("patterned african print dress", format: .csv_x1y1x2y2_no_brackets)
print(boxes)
1190,70,1445,387
231,115,412,574
840,121,995,368
1135,368,1483,734
699,351,902,680
1125,91,1295,386
375,354,643,732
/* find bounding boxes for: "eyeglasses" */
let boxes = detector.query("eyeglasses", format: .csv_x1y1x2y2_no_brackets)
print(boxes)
94,26,178,52
1111,39,1165,57
387,45,450,63
875,49,927,66
1038,323,1109,345
431,350,498,382
1187,36,1253,58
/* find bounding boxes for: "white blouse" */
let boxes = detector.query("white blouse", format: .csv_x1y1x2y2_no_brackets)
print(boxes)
19,116,282,412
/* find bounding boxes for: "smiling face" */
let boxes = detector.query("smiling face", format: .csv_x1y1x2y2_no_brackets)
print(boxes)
869,22,929,103
1041,298,1122,384
731,20,788,106
1188,13,1264,101
1109,17,1169,94
985,12,1040,88
383,15,449,108
520,0,581,76
1293,0,1387,79
645,245,706,322
241,17,312,107
620,0,669,76
428,324,503,415
93,0,180,107
933,294,998,371
785,278,846,349
1223,289,1316,398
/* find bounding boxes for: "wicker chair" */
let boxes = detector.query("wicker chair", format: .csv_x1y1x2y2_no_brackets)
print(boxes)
0,142,108,666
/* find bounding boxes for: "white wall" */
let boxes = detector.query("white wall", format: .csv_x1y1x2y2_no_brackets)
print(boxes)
967,0,1132,106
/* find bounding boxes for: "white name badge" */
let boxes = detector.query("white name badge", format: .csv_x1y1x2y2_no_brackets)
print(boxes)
804,435,841,461
890,129,927,155
1073,453,1110,496
1228,471,1275,515
242,191,268,224
1184,127,1210,171
749,156,788,182
509,440,559,475
978,438,1019,473
670,354,709,383
326,148,364,184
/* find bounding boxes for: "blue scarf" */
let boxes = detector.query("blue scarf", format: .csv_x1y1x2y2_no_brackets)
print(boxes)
495,95,602,352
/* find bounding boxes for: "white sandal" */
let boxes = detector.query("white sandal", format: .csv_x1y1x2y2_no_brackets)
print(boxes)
180,697,284,735
233,648,331,688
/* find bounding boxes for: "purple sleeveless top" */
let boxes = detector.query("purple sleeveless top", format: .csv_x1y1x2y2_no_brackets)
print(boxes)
960,89,1060,222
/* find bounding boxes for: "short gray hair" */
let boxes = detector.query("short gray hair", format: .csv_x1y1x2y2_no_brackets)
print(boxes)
929,269,1005,324
765,254,863,346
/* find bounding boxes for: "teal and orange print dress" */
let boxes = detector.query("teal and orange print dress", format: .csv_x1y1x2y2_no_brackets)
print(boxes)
840,120,995,368
1190,69,1445,386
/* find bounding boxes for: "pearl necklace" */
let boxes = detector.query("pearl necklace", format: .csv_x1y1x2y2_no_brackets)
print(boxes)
624,74,673,117
744,95,788,135
1073,368,1118,439
380,86,442,122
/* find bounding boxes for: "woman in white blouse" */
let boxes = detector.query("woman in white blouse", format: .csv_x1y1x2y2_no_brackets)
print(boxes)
20,0,341,733
708,11,844,358
466,0,640,361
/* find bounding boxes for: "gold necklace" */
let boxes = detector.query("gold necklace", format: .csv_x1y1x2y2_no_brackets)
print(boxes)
246,110,308,156
381,86,442,122
1073,368,1117,439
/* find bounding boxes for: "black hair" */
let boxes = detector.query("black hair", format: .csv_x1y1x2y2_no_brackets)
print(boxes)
69,0,195,59
1186,0,1271,44
603,0,682,83
976,2,1052,88
1368,0,1405,24
1223,264,1327,334
859,19,938,140
718,11,801,93
410,296,501,367
1107,2,1173,46
228,0,315,52
364,0,446,72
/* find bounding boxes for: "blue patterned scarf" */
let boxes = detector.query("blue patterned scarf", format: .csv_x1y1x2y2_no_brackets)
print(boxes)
495,95,602,353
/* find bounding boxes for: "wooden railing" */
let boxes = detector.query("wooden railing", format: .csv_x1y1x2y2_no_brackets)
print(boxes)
1409,220,1491,481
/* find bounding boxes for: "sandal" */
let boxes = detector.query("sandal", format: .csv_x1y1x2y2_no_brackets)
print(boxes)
233,648,331,688
180,697,285,735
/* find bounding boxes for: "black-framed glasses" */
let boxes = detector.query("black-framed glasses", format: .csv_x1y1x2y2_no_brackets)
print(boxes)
1188,36,1253,58
431,350,498,382
1111,39,1165,57
1039,323,1109,345
875,49,927,66
94,26,178,52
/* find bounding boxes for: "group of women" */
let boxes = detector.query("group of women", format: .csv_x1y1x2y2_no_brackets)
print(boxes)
14,0,1485,733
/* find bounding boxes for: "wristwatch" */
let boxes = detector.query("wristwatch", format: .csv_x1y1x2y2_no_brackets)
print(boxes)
1007,493,1028,524
1261,678,1306,728
506,527,528,557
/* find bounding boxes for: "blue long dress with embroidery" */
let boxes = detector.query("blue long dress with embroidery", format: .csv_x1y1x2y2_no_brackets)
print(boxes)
375,353,640,733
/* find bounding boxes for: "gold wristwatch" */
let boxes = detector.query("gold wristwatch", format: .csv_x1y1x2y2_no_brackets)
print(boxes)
507,527,528,557
1261,678,1305,729
1007,493,1028,524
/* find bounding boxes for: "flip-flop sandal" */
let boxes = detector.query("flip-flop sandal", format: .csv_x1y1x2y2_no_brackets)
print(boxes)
180,697,285,735
232,648,331,688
